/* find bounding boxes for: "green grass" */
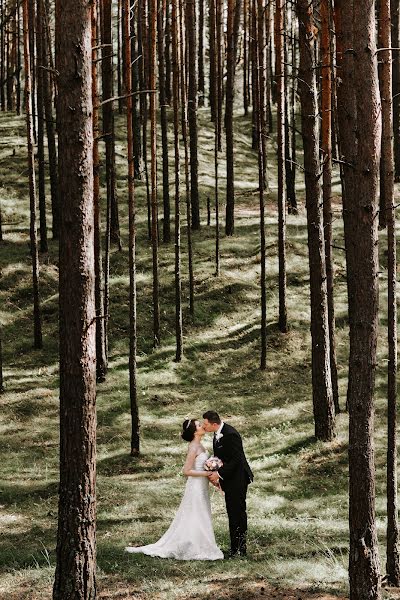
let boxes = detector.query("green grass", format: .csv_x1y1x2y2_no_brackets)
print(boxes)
0,102,399,600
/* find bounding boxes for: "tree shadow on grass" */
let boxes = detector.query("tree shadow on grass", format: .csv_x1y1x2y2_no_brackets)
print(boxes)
97,453,165,477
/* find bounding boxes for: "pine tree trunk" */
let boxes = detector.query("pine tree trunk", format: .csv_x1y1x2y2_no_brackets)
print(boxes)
275,0,287,333
225,0,242,236
42,0,59,240
157,0,171,243
0,0,5,112
392,0,400,181
171,0,183,360
198,0,205,106
378,0,400,586
101,0,121,250
297,0,335,442
212,0,220,275
123,0,140,455
344,1,382,597
253,0,266,369
23,0,42,350
36,0,48,254
53,0,97,595
186,0,200,229
28,0,36,139
16,0,21,114
321,0,339,414
179,0,194,315
165,0,172,104
92,0,107,384
243,0,248,115
209,0,216,122
0,320,3,392
150,0,160,346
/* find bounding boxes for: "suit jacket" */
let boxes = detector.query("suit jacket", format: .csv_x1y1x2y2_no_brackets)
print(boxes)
213,423,253,490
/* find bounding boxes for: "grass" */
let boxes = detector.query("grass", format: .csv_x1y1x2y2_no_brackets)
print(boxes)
0,99,399,600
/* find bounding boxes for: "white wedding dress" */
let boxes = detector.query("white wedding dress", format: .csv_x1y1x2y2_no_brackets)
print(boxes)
125,451,223,560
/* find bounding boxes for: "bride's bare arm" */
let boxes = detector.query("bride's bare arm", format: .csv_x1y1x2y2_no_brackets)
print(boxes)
182,446,209,477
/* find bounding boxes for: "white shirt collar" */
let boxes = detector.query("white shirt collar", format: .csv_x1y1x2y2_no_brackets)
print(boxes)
215,421,224,436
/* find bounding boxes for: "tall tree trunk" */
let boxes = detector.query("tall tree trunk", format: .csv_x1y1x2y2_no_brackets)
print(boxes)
343,0,382,597
253,0,266,370
225,0,242,236
53,0,97,595
275,0,287,333
212,0,220,275
150,0,160,346
179,0,194,315
42,0,59,240
392,0,400,181
321,0,339,414
16,0,21,114
124,0,140,455
131,2,142,180
23,0,42,350
0,321,3,392
186,0,200,230
243,0,249,115
101,0,121,250
165,0,172,105
171,0,183,360
157,0,171,243
36,0,48,254
378,0,400,586
92,0,107,383
297,0,335,442
0,0,5,111
28,0,36,140
198,0,205,105
209,0,216,122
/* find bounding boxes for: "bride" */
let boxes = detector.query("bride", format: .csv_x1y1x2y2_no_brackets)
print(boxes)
124,419,223,560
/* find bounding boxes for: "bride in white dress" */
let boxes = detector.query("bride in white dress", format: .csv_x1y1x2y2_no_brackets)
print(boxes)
125,419,223,560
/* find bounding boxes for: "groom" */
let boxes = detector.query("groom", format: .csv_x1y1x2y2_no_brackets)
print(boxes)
202,410,253,558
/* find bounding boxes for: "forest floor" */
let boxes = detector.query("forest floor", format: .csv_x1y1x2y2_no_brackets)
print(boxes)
1,105,400,600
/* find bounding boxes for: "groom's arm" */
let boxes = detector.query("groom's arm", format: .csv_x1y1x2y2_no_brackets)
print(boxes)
217,433,242,480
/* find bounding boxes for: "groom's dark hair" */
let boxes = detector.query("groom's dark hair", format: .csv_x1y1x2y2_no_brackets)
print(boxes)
203,411,221,424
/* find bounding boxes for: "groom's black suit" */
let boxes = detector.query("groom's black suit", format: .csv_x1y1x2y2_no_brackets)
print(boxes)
213,423,253,556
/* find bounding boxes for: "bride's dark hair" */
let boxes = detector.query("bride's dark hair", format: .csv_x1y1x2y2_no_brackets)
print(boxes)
181,419,197,442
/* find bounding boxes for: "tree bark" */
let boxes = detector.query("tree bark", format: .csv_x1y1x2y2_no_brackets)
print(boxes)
36,0,48,254
92,0,107,383
23,0,42,350
343,1,382,597
275,0,287,333
171,0,183,360
198,0,205,105
378,0,400,586
53,0,96,596
150,0,160,346
157,0,171,243
392,0,400,181
321,0,339,414
124,0,140,455
297,0,335,441
186,0,200,229
225,0,242,236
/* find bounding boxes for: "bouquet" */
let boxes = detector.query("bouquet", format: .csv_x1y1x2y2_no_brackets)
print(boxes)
204,456,224,494
204,456,223,472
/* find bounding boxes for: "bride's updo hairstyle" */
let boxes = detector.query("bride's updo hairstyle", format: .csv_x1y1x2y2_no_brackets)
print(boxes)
181,419,196,442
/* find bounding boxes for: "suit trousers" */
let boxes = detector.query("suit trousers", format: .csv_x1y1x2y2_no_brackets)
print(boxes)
224,480,248,555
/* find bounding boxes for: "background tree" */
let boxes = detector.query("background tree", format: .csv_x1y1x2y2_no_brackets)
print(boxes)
297,0,335,442
186,0,200,229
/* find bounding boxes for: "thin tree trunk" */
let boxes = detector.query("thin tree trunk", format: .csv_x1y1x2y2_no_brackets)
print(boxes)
213,0,220,275
28,0,36,140
157,0,171,243
186,0,200,229
150,0,160,346
16,0,21,114
179,0,194,315
92,0,107,383
275,0,287,333
124,0,140,455
23,0,42,350
36,0,48,254
379,0,400,585
243,0,248,115
53,0,96,593
225,0,242,236
165,0,172,104
198,0,205,105
101,0,121,250
392,0,400,181
297,0,335,442
344,0,382,597
0,0,5,111
321,0,339,414
42,0,59,240
171,0,183,361
253,0,266,369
